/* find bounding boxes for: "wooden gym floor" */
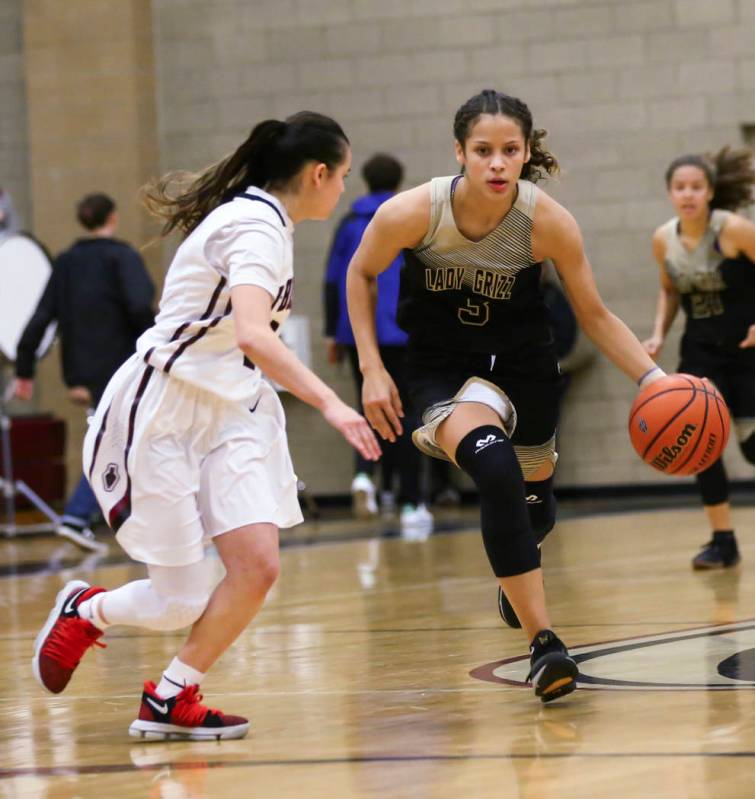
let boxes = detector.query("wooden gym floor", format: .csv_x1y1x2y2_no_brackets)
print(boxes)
1,501,755,798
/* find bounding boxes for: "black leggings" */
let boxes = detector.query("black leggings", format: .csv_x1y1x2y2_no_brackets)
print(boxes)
680,339,755,507
347,345,421,505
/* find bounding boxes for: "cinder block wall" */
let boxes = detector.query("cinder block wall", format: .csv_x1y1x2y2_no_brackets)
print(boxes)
13,0,161,493
13,0,753,498
152,0,755,494
0,0,30,228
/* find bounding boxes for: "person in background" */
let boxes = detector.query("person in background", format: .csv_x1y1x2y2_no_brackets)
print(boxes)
0,187,21,240
13,193,155,552
324,153,433,536
644,147,755,569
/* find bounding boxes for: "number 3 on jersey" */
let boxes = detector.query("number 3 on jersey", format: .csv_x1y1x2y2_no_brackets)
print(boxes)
458,298,490,326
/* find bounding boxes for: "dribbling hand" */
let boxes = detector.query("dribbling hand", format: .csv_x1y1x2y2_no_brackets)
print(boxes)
361,368,403,443
321,396,381,461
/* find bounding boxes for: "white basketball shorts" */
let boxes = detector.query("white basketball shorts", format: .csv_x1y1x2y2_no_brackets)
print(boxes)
83,354,303,566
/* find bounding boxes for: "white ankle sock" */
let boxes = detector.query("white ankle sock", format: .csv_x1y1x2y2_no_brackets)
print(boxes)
156,657,206,699
77,594,110,631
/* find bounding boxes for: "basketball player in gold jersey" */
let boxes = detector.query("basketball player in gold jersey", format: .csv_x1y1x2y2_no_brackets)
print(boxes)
347,89,664,702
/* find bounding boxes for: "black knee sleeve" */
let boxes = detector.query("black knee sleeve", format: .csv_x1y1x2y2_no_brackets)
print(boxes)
696,457,729,506
525,476,556,545
739,433,755,465
455,425,540,578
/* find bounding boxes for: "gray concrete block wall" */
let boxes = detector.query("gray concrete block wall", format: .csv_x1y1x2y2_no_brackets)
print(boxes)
152,0,755,493
0,0,30,230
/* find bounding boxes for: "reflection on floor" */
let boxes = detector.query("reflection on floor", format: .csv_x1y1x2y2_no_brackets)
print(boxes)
2,499,755,798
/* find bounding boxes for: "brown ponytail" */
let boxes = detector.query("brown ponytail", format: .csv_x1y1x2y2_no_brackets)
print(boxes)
143,112,349,238
665,146,755,211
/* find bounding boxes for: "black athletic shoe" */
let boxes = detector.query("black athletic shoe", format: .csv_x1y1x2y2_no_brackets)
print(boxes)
497,586,521,629
527,629,578,703
692,533,740,570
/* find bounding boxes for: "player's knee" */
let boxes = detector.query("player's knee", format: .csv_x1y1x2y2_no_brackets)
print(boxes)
455,425,522,497
455,426,539,577
146,559,215,630
227,547,280,598
161,594,208,629
255,553,280,593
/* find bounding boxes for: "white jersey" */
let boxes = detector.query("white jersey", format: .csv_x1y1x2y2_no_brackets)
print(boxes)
137,186,294,402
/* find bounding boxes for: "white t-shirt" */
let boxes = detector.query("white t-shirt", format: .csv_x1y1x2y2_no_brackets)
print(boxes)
137,187,294,402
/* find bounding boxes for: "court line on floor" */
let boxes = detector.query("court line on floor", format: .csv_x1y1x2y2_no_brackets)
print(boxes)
5,750,755,779
0,621,726,643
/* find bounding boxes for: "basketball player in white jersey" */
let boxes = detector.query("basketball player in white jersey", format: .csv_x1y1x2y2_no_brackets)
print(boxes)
347,90,665,702
31,112,379,740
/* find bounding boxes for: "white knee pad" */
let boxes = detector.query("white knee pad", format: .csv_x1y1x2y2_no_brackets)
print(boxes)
147,594,209,631
98,557,217,632
146,559,216,631
412,377,517,462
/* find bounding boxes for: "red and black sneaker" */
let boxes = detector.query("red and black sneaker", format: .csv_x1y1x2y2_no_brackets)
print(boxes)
129,681,250,741
32,579,106,694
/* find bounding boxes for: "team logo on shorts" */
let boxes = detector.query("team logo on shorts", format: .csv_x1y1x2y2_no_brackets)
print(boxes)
102,462,120,493
470,621,755,691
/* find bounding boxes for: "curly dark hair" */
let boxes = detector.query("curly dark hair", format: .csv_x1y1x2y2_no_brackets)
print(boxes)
453,89,559,183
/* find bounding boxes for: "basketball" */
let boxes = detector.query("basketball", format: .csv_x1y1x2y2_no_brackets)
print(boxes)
628,374,731,476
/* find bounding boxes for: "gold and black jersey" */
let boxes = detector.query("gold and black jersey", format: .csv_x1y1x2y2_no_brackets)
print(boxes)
660,210,755,348
397,175,551,355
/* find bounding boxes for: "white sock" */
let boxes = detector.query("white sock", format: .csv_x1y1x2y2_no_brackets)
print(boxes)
77,594,110,631
156,657,206,699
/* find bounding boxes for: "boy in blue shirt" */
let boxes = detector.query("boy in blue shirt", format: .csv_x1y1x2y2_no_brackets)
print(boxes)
324,154,432,536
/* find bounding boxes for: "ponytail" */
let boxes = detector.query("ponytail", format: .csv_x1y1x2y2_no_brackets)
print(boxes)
665,146,755,211
143,111,349,237
710,146,755,211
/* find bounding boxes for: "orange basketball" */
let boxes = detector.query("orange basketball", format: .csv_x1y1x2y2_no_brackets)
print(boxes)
628,373,730,476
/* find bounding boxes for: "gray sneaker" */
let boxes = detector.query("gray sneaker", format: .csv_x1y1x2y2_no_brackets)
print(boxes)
56,524,107,554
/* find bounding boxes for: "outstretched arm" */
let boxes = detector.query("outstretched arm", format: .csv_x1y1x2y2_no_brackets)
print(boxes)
643,230,680,359
14,270,58,398
346,186,430,440
534,197,661,386
232,285,380,461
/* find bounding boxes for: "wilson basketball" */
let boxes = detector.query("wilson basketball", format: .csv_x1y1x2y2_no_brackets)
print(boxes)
628,373,730,476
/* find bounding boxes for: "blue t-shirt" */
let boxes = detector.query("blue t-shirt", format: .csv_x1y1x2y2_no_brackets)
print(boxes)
324,191,408,347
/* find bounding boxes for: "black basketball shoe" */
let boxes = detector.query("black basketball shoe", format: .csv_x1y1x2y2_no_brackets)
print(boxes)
692,531,741,570
527,629,578,703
